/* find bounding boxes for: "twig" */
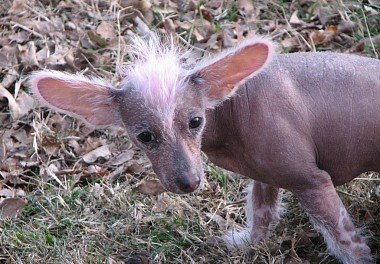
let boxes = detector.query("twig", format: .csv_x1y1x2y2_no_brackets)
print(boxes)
10,21,44,39
337,190,375,204
361,6,379,58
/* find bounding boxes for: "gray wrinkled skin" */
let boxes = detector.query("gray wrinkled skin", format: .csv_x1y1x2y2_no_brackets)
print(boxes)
202,52,379,264
203,52,380,188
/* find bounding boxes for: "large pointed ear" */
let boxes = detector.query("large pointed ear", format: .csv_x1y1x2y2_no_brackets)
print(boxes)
28,70,122,126
189,38,274,107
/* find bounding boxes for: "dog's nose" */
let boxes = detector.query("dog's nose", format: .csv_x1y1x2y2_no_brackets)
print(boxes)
176,172,200,193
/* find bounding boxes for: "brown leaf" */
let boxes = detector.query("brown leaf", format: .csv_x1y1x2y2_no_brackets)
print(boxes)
222,30,237,48
9,31,29,43
87,31,108,48
126,251,152,264
32,21,55,34
310,26,337,45
8,0,28,14
83,145,111,163
35,46,49,63
175,20,192,30
135,179,165,195
0,83,21,120
18,42,39,67
238,0,254,16
163,18,177,33
200,6,213,22
1,69,19,89
337,20,357,33
151,195,185,214
281,37,300,50
16,90,35,117
120,0,151,12
289,10,306,26
193,18,214,42
353,35,380,52
45,47,70,70
96,21,116,40
317,6,339,25
206,212,227,230
108,150,135,166
0,172,27,185
0,198,26,219
0,45,19,68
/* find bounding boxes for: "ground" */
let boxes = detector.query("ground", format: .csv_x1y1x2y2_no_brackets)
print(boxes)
0,0,379,263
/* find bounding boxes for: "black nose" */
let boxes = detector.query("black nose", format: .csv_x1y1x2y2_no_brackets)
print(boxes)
176,172,200,193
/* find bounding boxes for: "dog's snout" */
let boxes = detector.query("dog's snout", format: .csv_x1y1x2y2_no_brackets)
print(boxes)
176,172,200,193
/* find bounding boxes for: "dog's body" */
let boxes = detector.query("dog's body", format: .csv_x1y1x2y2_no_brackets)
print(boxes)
204,52,380,187
29,35,379,263
203,52,379,263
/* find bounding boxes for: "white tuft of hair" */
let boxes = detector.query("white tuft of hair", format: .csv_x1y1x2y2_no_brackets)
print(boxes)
124,33,188,122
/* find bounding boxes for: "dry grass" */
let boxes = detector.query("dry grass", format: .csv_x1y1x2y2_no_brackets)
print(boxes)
0,0,379,263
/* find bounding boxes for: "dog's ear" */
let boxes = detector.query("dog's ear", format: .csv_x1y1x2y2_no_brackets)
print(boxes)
189,38,274,108
29,70,122,126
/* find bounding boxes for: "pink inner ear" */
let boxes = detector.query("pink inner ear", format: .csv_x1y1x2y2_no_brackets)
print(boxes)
200,43,270,100
36,77,119,126
223,43,269,87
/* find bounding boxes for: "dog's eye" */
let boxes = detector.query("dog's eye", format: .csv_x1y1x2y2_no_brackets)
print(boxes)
189,117,203,129
137,131,155,143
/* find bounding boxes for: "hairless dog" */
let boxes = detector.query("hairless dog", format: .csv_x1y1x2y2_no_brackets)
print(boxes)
29,34,379,263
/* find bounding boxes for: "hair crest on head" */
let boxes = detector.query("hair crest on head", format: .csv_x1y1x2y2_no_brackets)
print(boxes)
123,33,189,123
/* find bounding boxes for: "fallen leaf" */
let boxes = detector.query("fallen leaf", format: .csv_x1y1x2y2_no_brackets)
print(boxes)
91,183,104,198
238,0,254,17
18,42,39,67
16,90,35,117
151,195,181,213
87,165,102,174
310,26,337,45
9,31,29,43
289,10,305,26
135,179,165,195
0,45,19,68
206,212,227,230
83,145,111,163
0,84,21,120
353,35,380,52
108,150,135,166
87,31,108,48
1,69,19,89
337,20,357,33
317,6,339,25
222,30,236,48
126,251,152,264
120,0,151,12
200,6,213,22
8,0,28,14
163,18,176,33
193,18,214,42
0,198,26,219
281,37,300,50
45,47,70,70
96,21,116,40
134,16,151,36
32,21,55,34
175,20,192,30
